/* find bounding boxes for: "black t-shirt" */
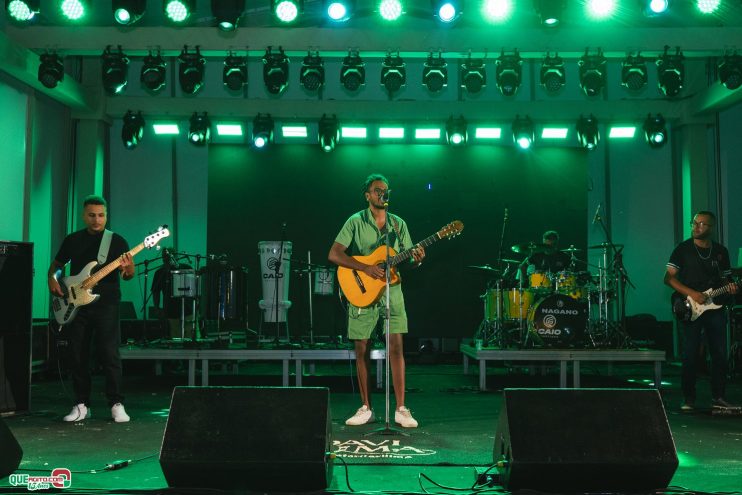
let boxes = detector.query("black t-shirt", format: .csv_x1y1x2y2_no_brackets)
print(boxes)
54,229,130,305
667,238,732,293
528,251,571,273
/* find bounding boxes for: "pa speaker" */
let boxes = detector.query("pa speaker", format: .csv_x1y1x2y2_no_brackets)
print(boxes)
0,417,22,479
160,386,332,491
494,388,678,492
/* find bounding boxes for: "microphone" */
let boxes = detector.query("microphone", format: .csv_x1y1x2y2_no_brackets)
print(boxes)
592,203,601,225
504,207,509,222
381,189,391,206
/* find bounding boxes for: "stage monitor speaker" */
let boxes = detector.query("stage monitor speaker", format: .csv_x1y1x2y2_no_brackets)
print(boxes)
494,388,678,492
0,417,23,479
160,386,332,491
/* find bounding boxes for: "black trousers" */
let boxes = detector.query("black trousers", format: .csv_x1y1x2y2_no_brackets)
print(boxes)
681,308,728,402
60,303,124,407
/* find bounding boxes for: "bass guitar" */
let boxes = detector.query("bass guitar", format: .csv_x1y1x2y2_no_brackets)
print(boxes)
52,226,170,326
671,281,739,322
337,220,464,308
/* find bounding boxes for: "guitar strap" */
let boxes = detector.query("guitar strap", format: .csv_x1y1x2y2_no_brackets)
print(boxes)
389,215,407,251
97,229,113,265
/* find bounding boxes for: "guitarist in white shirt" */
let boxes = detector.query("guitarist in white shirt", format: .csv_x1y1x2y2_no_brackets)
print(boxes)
47,195,135,423
328,174,425,428
664,210,738,412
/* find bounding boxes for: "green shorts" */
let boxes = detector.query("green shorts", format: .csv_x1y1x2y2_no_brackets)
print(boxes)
347,285,408,340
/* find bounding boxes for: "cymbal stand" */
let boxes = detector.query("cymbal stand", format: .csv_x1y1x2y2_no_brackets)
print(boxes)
307,251,314,346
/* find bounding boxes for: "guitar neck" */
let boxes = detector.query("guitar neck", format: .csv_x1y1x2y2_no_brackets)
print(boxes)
389,233,441,267
709,282,738,299
80,243,144,289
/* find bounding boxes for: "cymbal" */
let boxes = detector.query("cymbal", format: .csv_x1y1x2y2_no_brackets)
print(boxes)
467,264,501,274
561,246,582,253
588,242,624,249
511,242,548,254
498,258,523,264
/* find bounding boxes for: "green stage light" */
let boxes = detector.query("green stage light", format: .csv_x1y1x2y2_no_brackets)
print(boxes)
576,115,600,150
579,48,607,97
341,127,367,139
141,51,167,92
274,0,301,22
282,125,308,137
216,124,243,136
152,123,179,135
188,112,211,146
643,114,667,148
496,50,522,97
534,0,564,26
415,128,441,140
340,50,365,91
609,126,636,138
512,116,534,150
319,115,340,152
178,45,205,95
645,0,668,15
101,45,130,95
300,52,325,92
381,54,406,96
621,54,648,92
423,53,447,93
223,54,247,91
474,127,501,139
252,113,274,148
541,127,568,139
379,127,404,139
434,0,462,23
379,0,402,20
326,0,353,20
586,0,615,19
164,0,193,23
540,53,565,94
446,116,467,146
113,0,146,25
719,53,742,90
122,110,145,150
6,0,39,21
263,47,289,95
460,56,486,94
696,0,719,14
38,52,64,89
657,46,684,97
212,0,244,31
61,0,85,20
482,0,511,22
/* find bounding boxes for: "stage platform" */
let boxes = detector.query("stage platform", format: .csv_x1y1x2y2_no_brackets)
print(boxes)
120,343,387,388
460,344,666,391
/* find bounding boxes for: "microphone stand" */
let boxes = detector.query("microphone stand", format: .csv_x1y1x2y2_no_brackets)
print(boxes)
367,191,407,437
135,254,166,346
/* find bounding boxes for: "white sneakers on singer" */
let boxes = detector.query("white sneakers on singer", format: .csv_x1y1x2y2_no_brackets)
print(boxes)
345,405,375,426
395,406,418,428
63,403,90,422
111,403,130,423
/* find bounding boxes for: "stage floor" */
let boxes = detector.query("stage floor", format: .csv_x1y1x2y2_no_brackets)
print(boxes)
2,360,741,494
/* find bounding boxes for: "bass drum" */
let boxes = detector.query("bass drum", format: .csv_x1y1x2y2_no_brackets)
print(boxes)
201,263,248,323
527,293,587,347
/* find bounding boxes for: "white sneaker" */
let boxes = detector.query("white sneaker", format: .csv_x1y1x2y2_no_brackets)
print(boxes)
395,406,418,428
111,403,130,423
345,405,374,426
63,403,90,422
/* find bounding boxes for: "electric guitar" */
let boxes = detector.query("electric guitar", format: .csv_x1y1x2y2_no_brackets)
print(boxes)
52,226,170,326
337,220,464,308
671,281,739,322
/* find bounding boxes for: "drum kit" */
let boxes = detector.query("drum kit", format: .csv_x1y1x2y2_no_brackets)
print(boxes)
472,241,631,349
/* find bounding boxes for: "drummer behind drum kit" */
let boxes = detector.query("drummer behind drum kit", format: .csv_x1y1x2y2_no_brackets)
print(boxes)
472,241,631,349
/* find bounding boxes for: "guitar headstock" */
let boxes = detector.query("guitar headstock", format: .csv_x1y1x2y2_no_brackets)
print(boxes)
144,225,171,249
438,220,464,240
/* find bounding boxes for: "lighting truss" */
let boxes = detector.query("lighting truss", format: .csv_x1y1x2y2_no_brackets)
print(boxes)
340,51,365,91
540,53,565,94
460,56,486,94
188,112,211,146
122,110,145,149
223,54,247,91
300,52,325,92
576,114,600,150
643,113,667,149
318,114,340,152
252,113,275,149
178,45,205,95
101,45,130,95
141,51,166,92
621,53,647,92
423,52,447,93
113,0,146,25
496,50,522,97
38,52,64,89
656,45,684,97
262,46,289,95
381,53,406,96
579,48,607,97
212,0,244,31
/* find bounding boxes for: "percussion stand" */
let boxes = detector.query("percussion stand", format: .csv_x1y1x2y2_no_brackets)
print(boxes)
192,254,203,344
307,251,315,347
273,223,289,346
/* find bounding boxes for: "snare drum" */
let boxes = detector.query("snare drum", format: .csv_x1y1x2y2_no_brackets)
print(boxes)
529,271,552,289
171,269,198,298
554,271,577,291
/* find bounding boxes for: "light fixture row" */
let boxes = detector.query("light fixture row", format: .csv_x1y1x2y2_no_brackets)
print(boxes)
36,47,742,97
120,112,669,152
5,0,726,27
